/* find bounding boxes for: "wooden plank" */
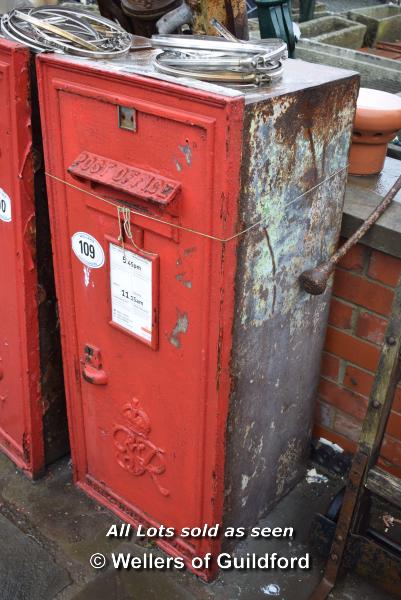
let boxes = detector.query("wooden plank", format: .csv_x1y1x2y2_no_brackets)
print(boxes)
366,466,401,509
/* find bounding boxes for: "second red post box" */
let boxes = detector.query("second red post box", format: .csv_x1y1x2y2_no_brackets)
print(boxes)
0,39,68,478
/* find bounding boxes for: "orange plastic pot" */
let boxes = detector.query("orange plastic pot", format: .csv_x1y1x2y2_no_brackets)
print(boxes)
349,88,401,176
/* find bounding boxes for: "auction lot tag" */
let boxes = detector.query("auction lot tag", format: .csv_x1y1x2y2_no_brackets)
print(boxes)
0,188,12,222
109,243,153,342
72,232,105,268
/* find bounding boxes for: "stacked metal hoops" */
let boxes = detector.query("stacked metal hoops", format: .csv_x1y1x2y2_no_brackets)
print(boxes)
0,6,132,58
151,20,287,86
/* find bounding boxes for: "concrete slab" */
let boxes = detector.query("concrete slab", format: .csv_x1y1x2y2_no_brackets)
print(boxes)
342,157,401,259
0,452,395,599
0,514,71,599
294,39,401,93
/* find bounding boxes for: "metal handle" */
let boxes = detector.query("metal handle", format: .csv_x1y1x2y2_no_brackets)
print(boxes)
81,344,108,385
82,364,108,386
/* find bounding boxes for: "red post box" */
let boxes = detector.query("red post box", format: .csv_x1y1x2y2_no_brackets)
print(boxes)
0,39,68,478
37,51,358,578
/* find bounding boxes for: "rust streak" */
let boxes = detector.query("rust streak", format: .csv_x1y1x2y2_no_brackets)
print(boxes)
263,227,277,314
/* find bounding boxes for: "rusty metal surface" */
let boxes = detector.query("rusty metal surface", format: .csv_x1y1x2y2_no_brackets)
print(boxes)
224,73,359,532
188,0,249,39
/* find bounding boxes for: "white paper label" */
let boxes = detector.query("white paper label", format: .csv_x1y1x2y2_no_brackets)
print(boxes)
71,232,105,269
110,243,153,342
0,188,12,222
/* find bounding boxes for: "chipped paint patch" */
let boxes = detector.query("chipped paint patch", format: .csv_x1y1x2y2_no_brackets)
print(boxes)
84,266,90,287
179,142,192,166
169,311,189,348
175,273,192,289
241,474,250,490
174,158,182,172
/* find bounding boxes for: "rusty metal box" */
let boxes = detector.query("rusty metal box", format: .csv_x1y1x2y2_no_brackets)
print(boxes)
37,51,358,577
0,39,68,478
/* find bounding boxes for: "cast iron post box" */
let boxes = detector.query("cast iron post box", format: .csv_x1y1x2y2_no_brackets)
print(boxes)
0,39,67,478
37,51,358,578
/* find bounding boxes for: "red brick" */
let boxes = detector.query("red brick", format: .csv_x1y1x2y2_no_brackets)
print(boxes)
356,311,388,345
333,411,361,442
337,243,366,273
368,250,401,287
321,352,340,380
312,424,357,454
315,401,335,429
393,386,401,413
343,365,374,397
325,327,380,372
328,298,354,330
386,411,401,441
319,378,368,420
333,269,394,316
377,458,401,478
381,436,401,466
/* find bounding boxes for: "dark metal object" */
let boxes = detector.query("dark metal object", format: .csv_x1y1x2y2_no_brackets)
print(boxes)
311,516,401,599
311,454,368,600
121,0,182,37
300,174,401,295
309,278,401,599
122,0,181,20
299,0,315,22
97,0,134,33
366,466,401,509
255,0,295,56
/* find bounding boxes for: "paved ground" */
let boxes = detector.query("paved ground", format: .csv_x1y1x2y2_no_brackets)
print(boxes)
0,452,395,600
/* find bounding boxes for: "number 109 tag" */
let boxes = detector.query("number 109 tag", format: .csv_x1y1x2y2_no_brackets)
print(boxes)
71,231,105,269
0,188,12,223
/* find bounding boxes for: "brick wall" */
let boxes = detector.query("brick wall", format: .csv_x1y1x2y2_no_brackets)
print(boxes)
314,242,401,477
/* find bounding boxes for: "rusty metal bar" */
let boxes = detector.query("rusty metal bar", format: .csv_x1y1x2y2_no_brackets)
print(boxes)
300,174,401,296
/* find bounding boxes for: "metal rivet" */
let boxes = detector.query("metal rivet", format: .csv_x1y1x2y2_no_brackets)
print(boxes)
387,336,396,346
372,400,380,409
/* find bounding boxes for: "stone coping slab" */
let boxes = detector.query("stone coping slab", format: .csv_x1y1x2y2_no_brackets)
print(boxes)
299,15,367,49
342,157,401,259
295,38,401,93
347,5,401,46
